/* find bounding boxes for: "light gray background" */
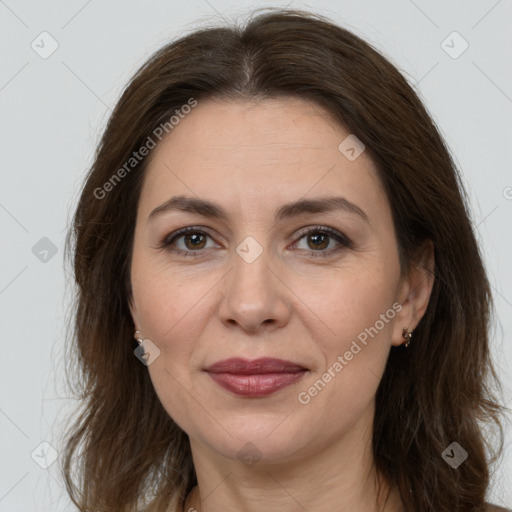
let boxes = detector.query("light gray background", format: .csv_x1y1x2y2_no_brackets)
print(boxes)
1,0,511,510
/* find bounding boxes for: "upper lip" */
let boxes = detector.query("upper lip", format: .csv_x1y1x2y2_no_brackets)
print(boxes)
205,357,308,374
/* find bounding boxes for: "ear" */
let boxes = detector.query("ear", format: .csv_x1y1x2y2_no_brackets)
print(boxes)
391,239,435,347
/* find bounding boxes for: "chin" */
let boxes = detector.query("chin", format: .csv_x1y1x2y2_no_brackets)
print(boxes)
192,415,321,466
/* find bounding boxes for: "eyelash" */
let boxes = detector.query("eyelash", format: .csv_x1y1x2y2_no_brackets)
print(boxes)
158,225,352,259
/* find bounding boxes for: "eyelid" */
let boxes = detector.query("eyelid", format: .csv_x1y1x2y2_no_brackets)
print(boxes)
292,225,352,248
160,226,216,246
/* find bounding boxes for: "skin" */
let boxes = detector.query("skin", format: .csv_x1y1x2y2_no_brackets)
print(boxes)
129,97,434,512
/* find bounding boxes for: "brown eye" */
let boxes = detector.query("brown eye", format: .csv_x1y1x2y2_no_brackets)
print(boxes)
293,226,351,257
306,232,329,250
160,227,218,257
183,233,207,250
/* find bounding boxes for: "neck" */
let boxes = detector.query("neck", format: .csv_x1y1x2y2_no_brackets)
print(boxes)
182,404,404,512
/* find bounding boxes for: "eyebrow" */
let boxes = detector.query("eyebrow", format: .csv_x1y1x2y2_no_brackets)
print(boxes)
148,194,370,224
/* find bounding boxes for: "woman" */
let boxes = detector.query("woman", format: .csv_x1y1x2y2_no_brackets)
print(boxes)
62,8,510,512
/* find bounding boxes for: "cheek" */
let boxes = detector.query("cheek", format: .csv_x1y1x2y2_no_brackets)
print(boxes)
132,249,202,332
130,266,213,430
295,305,395,443
130,258,221,373
291,263,398,417
293,259,399,353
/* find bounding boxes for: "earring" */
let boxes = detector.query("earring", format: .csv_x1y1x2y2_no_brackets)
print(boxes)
134,330,144,345
134,330,150,361
402,327,413,348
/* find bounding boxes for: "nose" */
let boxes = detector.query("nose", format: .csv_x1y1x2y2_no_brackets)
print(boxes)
217,239,292,334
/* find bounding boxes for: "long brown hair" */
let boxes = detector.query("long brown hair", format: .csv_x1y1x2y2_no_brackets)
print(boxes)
62,8,508,512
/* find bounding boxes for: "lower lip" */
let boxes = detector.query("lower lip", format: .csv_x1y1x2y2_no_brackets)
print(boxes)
207,371,307,397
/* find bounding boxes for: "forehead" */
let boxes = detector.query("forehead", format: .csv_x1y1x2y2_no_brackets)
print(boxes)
139,97,388,224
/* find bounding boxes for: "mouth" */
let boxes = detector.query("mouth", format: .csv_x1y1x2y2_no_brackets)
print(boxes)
204,357,308,398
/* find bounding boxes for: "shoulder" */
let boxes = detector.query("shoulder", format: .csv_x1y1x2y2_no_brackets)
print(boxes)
485,503,512,512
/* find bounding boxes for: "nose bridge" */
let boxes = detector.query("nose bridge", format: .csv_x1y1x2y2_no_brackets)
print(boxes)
218,233,290,331
234,234,270,291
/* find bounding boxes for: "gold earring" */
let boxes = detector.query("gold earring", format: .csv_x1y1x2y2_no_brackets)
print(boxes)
402,327,413,348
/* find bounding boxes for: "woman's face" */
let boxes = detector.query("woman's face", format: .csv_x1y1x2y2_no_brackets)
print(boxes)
129,97,428,465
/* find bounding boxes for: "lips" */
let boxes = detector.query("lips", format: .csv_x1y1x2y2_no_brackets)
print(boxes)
205,358,308,397
205,357,307,374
